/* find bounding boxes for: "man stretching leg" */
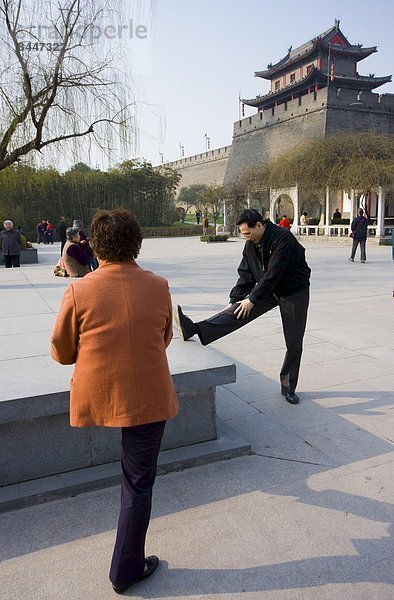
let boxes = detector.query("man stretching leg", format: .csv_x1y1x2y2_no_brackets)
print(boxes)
175,209,311,404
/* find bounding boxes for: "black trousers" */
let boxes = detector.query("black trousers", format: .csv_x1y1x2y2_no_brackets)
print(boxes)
4,254,20,268
350,238,366,261
109,420,166,589
197,286,310,394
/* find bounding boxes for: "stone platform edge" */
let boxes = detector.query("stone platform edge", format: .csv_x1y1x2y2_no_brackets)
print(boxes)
0,363,236,423
0,421,251,513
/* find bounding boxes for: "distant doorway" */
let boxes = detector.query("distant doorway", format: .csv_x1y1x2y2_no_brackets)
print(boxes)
273,194,294,223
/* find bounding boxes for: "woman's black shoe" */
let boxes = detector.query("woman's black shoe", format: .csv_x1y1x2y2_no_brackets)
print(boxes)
112,556,159,594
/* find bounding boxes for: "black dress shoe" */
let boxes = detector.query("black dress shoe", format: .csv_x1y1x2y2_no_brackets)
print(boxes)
174,305,197,341
284,392,299,404
112,556,159,594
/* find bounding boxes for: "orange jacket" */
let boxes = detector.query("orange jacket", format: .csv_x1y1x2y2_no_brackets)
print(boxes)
51,261,178,427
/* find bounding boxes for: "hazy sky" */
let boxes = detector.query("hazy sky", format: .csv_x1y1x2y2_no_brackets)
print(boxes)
5,0,392,170
134,0,393,165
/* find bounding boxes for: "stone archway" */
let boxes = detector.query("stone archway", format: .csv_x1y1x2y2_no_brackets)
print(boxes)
270,186,299,226
273,194,294,223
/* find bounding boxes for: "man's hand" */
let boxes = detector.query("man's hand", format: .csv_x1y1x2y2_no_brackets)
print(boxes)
234,299,254,320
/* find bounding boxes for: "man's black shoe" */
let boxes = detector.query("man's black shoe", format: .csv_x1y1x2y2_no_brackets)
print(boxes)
112,556,159,594
174,305,196,341
283,391,299,404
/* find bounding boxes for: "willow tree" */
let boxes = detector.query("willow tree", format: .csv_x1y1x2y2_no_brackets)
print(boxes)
0,0,138,171
265,133,394,193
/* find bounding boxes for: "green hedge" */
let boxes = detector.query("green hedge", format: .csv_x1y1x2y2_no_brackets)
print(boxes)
200,234,229,243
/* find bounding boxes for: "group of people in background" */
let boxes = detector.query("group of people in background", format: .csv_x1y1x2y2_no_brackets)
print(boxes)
56,218,98,277
36,215,99,277
36,219,56,244
1,215,98,274
276,207,370,262
279,208,342,233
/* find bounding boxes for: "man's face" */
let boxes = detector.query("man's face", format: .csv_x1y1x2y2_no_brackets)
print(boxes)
4,222,12,231
239,221,265,244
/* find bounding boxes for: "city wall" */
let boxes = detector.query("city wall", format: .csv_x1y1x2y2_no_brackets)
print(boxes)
167,146,231,192
164,87,394,191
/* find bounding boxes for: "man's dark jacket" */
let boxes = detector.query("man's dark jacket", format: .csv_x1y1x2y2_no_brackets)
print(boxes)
57,220,67,242
351,215,368,241
230,221,311,305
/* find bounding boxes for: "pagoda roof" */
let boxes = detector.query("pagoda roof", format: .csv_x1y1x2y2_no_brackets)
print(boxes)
255,21,375,79
333,73,392,89
241,68,392,109
326,43,376,60
242,66,327,108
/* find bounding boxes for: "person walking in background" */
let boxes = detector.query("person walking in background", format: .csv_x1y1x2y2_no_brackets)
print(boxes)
51,209,178,594
44,221,55,244
195,210,201,225
279,215,291,230
57,217,67,254
36,219,46,244
202,216,209,235
62,227,90,277
349,208,369,263
1,220,21,267
175,209,311,405
333,208,342,219
300,211,308,234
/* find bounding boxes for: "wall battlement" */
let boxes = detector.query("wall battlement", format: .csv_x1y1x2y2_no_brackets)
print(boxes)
234,87,394,138
166,145,231,170
164,86,393,192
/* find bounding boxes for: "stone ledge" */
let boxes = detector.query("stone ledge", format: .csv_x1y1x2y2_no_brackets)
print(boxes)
0,421,250,513
0,248,39,264
0,340,239,487
0,339,236,411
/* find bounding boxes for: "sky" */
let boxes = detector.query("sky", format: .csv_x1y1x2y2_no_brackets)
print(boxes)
133,0,393,166
2,0,392,170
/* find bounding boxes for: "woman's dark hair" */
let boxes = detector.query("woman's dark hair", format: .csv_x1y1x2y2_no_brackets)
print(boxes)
90,209,142,262
236,209,268,228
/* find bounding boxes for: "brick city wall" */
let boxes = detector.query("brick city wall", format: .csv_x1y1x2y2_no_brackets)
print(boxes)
166,146,231,192
164,87,394,191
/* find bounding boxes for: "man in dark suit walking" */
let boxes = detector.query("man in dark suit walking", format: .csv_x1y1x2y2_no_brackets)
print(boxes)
56,217,67,254
175,209,311,404
349,208,369,263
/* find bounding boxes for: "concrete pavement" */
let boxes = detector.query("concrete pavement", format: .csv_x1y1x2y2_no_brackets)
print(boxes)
0,237,393,599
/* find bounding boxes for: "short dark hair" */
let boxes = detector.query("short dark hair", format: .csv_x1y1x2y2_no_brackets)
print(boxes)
358,208,364,215
236,209,268,228
90,209,142,262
